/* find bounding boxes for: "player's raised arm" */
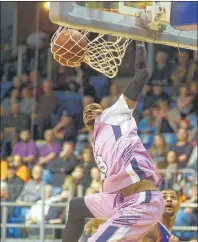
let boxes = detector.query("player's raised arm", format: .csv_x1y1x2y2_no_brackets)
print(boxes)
123,41,149,109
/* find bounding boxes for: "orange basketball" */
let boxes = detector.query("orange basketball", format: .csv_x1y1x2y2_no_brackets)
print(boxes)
51,29,88,64
53,54,81,67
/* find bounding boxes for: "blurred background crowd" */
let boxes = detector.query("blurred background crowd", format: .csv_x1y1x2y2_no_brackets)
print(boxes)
0,1,197,242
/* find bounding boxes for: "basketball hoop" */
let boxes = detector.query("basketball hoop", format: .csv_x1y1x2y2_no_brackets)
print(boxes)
51,26,132,78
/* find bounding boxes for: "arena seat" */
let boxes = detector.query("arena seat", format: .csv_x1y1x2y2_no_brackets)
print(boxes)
54,90,83,116
139,134,154,149
0,81,12,99
89,75,109,100
163,133,176,145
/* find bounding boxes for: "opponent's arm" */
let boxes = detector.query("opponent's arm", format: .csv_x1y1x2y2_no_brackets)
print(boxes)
123,41,149,109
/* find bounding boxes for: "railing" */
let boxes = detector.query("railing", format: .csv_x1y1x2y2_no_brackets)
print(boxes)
1,201,197,242
1,180,198,242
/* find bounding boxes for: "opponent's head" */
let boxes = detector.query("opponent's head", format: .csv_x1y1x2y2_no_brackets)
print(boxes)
162,189,180,218
83,103,103,131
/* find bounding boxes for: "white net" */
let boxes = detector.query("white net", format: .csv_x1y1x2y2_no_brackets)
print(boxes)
51,26,132,78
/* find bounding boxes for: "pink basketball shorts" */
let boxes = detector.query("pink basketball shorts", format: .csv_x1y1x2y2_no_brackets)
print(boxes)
85,190,164,242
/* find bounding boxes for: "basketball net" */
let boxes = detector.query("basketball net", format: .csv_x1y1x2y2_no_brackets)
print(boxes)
51,26,132,78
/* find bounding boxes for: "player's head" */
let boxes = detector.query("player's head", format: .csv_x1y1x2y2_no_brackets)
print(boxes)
162,189,180,218
83,103,103,131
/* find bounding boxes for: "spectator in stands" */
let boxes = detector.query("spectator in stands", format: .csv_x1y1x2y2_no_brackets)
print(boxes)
12,130,38,165
4,103,29,145
0,158,8,181
16,165,44,203
53,110,77,143
25,185,66,226
0,130,11,158
165,150,179,170
20,87,36,117
100,96,112,109
28,70,43,100
12,155,31,182
170,51,190,85
151,84,169,104
38,129,61,168
138,108,156,134
85,187,98,195
2,88,19,116
45,190,68,226
1,181,9,201
0,106,6,132
32,81,58,135
49,142,78,187
175,184,198,241
101,84,119,109
190,82,198,114
63,165,86,195
178,118,190,130
149,134,167,168
169,128,193,168
20,73,30,87
80,146,96,177
109,83,119,102
177,85,194,116
6,164,24,201
0,182,14,223
149,50,171,86
89,167,102,193
154,101,175,133
13,76,23,92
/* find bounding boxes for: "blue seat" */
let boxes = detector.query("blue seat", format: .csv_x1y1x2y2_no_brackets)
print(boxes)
0,81,12,99
139,134,154,149
54,90,83,116
163,133,176,145
89,76,109,100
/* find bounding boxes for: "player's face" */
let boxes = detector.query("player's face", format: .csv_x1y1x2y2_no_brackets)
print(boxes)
162,190,180,217
83,103,103,131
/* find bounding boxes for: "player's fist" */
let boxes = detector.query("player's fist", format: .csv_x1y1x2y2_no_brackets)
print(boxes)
84,218,104,235
169,235,180,242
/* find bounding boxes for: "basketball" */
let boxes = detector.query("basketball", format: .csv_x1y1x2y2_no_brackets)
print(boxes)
51,29,88,65
53,54,81,67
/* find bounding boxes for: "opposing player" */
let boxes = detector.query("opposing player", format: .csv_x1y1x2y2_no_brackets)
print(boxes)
62,41,164,242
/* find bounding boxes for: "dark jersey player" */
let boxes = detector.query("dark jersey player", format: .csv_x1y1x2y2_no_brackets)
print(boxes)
62,41,164,242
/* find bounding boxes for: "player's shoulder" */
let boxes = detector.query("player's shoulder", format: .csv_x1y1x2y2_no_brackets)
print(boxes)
158,222,171,242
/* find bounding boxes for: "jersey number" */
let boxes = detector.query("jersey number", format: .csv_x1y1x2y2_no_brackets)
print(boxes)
95,155,108,179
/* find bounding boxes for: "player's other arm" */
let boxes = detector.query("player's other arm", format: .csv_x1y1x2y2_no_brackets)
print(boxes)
123,41,149,109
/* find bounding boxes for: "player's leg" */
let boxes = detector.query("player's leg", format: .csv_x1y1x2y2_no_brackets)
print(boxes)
62,193,117,242
62,197,94,242
88,191,164,242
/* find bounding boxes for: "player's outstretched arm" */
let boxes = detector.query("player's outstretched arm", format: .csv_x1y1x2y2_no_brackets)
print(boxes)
123,41,149,109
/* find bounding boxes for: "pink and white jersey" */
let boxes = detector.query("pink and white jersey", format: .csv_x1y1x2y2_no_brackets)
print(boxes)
92,94,162,193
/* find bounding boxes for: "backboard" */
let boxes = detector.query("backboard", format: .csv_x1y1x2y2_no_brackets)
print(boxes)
49,2,197,50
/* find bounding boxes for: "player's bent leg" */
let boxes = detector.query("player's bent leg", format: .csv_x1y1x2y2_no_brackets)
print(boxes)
84,192,117,220
62,197,94,242
88,191,164,242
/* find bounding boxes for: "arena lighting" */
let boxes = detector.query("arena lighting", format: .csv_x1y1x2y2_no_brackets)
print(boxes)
43,2,50,11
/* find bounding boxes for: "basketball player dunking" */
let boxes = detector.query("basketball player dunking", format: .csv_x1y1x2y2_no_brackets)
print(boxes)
62,41,164,242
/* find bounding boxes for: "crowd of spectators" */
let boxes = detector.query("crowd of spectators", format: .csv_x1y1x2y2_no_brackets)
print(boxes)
0,40,197,241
